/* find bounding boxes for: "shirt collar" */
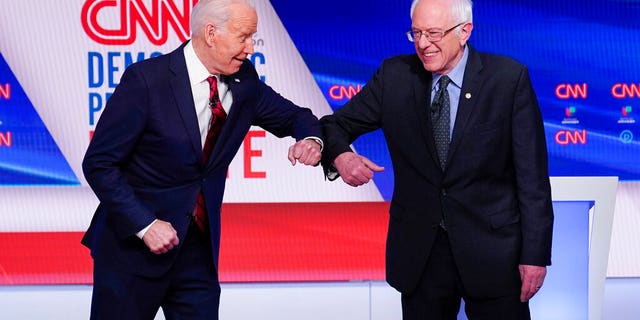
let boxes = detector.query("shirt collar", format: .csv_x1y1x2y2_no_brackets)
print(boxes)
432,45,469,90
184,41,216,85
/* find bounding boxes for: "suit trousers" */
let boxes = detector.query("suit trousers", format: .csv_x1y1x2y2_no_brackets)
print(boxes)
401,228,530,320
90,221,220,320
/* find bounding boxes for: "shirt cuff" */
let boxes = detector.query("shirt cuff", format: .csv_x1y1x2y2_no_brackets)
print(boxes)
304,136,324,152
136,219,158,239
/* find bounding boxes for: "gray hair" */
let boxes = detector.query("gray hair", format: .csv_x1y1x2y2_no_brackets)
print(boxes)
409,0,473,25
190,0,255,36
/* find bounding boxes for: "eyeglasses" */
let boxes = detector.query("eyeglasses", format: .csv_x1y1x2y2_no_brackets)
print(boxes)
406,22,465,42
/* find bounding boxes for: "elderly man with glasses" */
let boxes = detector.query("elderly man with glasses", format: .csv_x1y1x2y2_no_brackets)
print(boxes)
320,0,553,319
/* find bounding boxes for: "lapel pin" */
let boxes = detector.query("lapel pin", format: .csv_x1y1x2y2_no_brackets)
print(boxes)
234,78,240,83
465,93,471,99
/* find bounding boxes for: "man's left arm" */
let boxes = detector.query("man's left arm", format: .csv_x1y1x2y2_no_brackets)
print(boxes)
510,66,554,300
253,80,323,166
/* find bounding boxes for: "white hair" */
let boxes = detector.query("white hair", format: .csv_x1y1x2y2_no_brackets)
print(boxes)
190,0,255,36
409,0,473,25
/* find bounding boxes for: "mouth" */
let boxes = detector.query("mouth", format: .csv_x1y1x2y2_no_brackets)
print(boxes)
422,51,439,57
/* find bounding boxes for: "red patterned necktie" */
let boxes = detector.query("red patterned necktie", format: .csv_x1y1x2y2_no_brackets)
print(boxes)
193,75,227,232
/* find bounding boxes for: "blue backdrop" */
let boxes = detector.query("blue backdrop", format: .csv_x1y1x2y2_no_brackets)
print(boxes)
271,0,640,200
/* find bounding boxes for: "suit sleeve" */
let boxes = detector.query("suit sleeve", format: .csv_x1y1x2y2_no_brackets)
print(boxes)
254,83,322,140
241,60,322,141
82,65,157,239
319,61,386,176
511,66,554,266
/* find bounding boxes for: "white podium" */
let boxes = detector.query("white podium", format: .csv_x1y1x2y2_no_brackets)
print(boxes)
548,176,618,320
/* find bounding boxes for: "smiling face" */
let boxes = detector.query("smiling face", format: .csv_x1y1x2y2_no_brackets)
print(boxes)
200,3,257,75
411,0,472,74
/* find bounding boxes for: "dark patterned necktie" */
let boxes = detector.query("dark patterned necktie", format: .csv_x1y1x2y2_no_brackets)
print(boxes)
431,75,451,170
193,76,227,232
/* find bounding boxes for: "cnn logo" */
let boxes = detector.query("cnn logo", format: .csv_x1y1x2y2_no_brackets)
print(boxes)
81,0,196,45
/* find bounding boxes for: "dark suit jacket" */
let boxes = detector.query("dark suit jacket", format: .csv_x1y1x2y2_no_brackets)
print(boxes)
82,42,321,277
321,45,553,298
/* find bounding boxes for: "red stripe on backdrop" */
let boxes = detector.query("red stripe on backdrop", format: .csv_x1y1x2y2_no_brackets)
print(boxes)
0,202,389,285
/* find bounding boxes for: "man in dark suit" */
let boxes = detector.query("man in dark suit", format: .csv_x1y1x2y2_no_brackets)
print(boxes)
82,0,322,319
320,0,553,318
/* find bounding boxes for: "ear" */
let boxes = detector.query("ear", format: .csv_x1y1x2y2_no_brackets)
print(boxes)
205,23,216,46
459,22,473,45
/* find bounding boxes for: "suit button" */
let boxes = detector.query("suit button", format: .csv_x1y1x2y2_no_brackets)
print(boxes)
441,188,447,196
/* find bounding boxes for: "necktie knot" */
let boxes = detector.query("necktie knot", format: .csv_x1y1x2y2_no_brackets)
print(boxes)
438,75,451,91
431,75,450,115
206,76,219,105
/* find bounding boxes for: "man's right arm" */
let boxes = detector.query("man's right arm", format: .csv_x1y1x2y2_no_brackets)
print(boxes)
319,63,388,185
82,65,157,239
331,152,384,187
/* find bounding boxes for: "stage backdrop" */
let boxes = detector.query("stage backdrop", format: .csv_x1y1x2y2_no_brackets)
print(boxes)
0,0,638,284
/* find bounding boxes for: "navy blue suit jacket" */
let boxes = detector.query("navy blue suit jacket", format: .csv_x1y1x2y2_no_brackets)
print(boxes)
82,42,321,277
321,45,553,297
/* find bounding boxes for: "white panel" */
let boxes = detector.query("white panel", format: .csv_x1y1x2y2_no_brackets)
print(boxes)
0,186,97,231
607,181,640,277
0,285,93,319
0,279,638,319
0,0,383,202
220,282,370,320
602,278,640,320
370,282,401,320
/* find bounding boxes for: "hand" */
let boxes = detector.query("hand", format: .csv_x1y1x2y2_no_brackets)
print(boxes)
333,152,384,187
288,139,322,166
142,220,179,254
519,264,547,302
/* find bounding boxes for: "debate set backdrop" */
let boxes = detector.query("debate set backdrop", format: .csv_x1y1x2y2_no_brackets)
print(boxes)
0,0,638,284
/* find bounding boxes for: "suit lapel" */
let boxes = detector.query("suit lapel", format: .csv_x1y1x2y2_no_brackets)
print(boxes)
168,43,203,162
448,47,483,164
412,61,442,170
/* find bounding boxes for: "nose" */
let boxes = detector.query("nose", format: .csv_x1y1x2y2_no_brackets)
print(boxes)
244,38,254,54
416,35,431,49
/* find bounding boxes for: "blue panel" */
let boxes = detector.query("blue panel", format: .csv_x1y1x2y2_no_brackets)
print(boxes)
457,201,591,319
271,0,640,200
527,201,591,319
0,53,79,185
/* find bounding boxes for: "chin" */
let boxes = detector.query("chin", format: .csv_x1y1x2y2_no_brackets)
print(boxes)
420,60,442,73
230,60,243,71
420,62,435,72
222,64,241,75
